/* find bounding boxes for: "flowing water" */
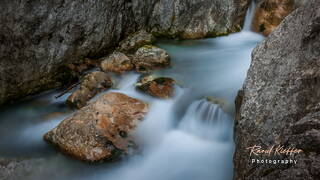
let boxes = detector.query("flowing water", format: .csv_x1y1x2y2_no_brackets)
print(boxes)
0,3,263,180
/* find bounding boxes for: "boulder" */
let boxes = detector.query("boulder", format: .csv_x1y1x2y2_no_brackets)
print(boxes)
118,30,155,53
133,45,170,73
0,0,251,105
100,52,134,74
252,0,299,36
234,0,320,179
143,0,251,39
136,75,175,98
66,71,112,109
45,92,149,162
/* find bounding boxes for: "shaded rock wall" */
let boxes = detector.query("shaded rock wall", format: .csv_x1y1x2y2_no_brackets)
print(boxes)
0,0,251,105
234,0,320,179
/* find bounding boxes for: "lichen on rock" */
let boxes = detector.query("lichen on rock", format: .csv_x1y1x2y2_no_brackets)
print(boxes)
45,92,149,162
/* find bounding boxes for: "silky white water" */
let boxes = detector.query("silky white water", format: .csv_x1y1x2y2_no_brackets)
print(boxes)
0,2,263,180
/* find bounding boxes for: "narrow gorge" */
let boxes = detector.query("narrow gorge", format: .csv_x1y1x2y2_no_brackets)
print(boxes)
0,0,319,180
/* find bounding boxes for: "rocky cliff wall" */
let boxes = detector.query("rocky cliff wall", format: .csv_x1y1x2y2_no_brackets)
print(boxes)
0,0,250,105
234,0,320,179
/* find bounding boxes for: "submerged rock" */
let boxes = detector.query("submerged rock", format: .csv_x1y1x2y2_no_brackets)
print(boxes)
234,0,320,179
136,75,175,98
252,0,299,36
66,71,112,109
45,92,149,162
100,52,134,74
118,30,155,53
0,158,45,180
133,45,170,73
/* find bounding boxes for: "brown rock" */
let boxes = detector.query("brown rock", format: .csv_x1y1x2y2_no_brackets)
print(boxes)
66,71,112,109
45,92,149,162
136,75,175,98
118,30,155,53
100,52,134,74
252,0,297,36
133,45,170,73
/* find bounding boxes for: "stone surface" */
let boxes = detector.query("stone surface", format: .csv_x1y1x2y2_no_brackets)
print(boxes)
252,0,298,36
136,75,175,98
45,92,149,162
0,0,251,105
118,30,155,54
133,45,171,73
234,0,320,179
100,52,134,74
66,71,112,109
142,0,251,39
0,158,44,180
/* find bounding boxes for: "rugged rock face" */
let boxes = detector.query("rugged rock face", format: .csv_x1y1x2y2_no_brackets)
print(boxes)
133,45,171,73
136,75,176,98
140,0,251,39
0,0,251,105
252,0,301,36
0,158,45,180
234,0,320,179
45,92,149,162
100,52,134,74
66,71,113,109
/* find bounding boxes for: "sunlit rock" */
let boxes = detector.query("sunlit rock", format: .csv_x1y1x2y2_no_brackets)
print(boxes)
45,92,149,162
252,0,298,36
136,75,175,98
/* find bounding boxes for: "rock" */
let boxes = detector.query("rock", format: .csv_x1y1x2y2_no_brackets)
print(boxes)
252,0,299,36
234,0,320,179
45,92,149,162
66,71,112,109
133,45,170,73
136,75,175,98
67,58,100,77
0,158,45,180
100,52,134,74
142,0,251,39
0,0,251,106
118,30,155,53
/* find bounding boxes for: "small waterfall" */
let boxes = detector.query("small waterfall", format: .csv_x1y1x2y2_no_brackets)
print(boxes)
178,99,234,142
243,0,256,31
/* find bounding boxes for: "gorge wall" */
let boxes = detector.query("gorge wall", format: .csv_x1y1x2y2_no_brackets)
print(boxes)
0,0,250,105
234,0,320,179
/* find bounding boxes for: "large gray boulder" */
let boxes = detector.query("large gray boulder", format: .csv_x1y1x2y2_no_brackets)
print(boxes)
0,0,250,105
234,0,320,179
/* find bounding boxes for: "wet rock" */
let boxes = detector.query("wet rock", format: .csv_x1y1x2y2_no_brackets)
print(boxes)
234,0,320,179
136,75,175,98
133,45,170,73
100,52,134,74
45,92,149,162
252,0,299,36
118,30,155,53
66,71,112,109
0,158,45,180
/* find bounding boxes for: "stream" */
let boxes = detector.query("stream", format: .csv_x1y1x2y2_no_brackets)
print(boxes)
0,3,263,180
